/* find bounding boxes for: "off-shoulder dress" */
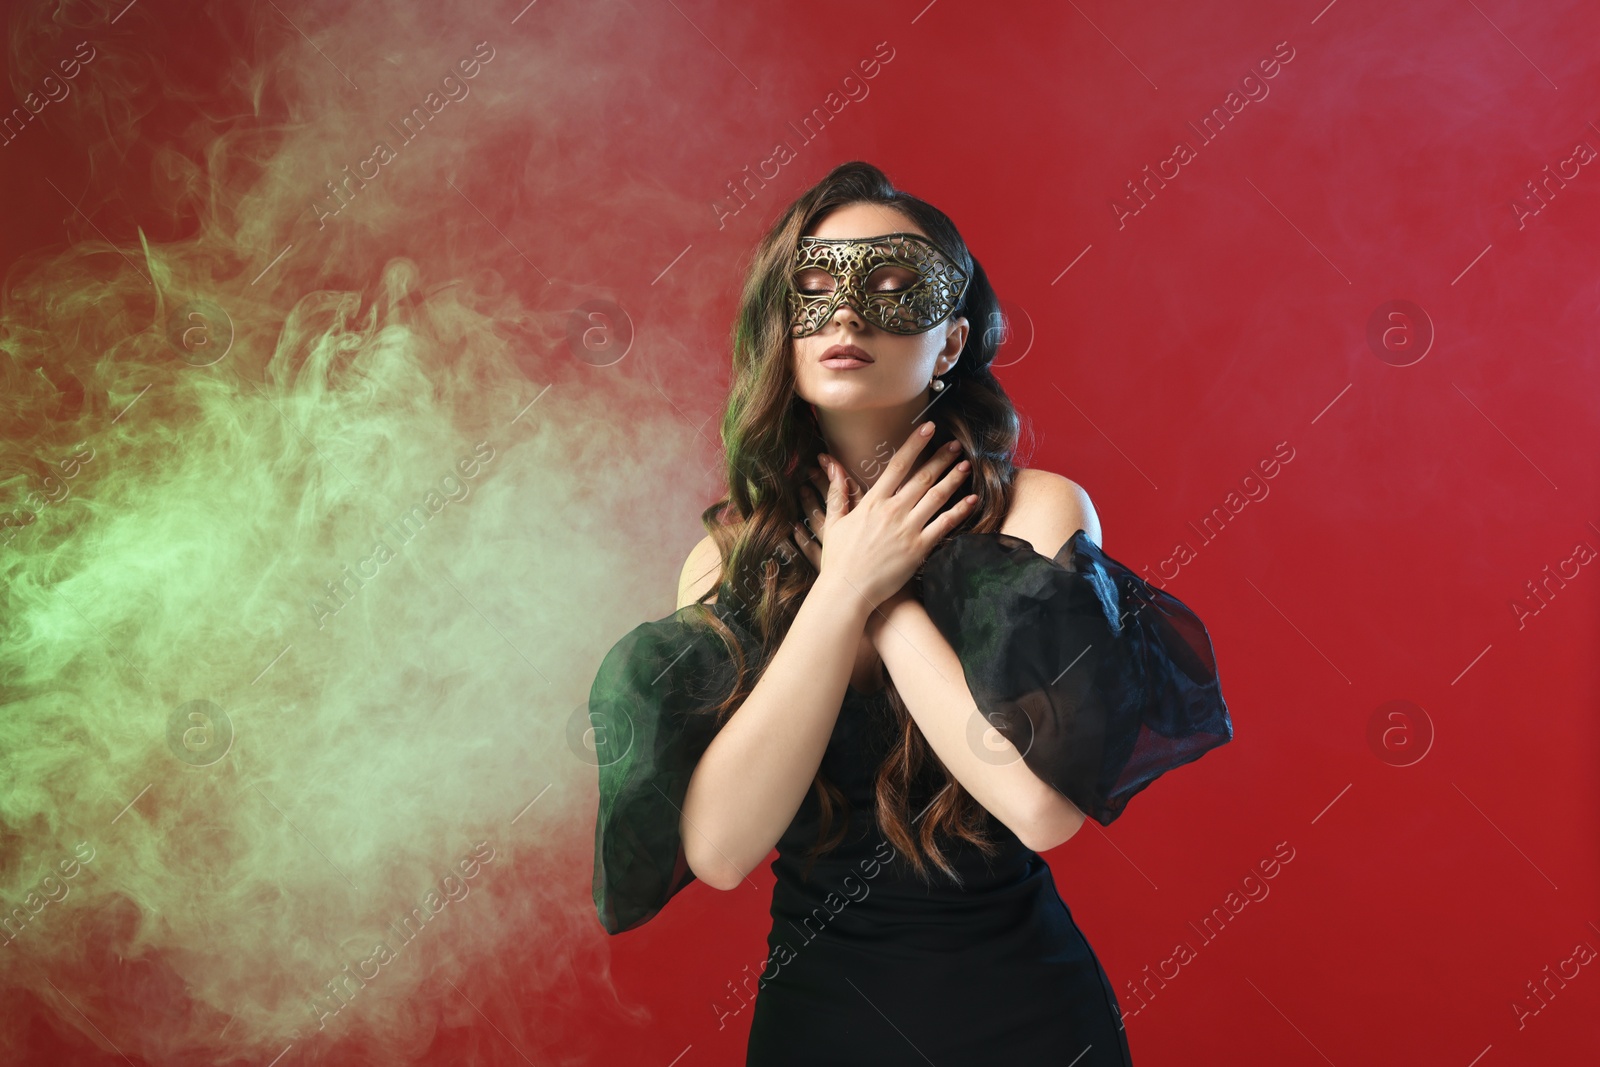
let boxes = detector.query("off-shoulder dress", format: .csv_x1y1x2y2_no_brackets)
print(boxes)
589,530,1234,1066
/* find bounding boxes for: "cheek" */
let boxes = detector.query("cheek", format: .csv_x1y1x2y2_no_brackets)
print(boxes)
790,341,810,378
895,337,942,378
857,339,931,394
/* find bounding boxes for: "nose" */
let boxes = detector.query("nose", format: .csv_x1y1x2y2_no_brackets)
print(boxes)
830,295,866,331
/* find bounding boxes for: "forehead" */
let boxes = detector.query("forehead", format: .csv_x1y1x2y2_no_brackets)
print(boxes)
804,201,927,242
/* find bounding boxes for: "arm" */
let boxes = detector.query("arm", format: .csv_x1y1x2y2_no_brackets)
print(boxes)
868,475,1103,853
870,597,1085,852
674,535,873,890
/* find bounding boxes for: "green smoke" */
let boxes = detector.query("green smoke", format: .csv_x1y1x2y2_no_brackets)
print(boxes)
0,0,756,1062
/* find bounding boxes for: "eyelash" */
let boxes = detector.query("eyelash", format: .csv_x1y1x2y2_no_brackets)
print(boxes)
797,278,915,296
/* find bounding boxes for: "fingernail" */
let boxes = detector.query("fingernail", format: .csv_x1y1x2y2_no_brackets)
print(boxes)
920,422,934,436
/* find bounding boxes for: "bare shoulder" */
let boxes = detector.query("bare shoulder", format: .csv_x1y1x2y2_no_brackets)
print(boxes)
999,468,1103,558
676,533,723,610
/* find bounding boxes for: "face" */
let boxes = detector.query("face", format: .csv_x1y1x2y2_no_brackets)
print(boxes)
789,202,969,413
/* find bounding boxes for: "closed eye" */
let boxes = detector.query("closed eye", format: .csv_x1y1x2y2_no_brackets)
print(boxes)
794,268,836,296
866,265,918,292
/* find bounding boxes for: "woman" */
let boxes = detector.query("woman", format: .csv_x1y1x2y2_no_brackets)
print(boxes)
589,161,1234,1065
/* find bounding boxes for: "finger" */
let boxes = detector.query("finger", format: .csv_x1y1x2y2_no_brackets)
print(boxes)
807,468,830,506
864,421,937,503
904,439,965,503
908,457,973,528
790,531,819,572
919,486,980,550
820,455,849,516
821,457,862,508
799,484,826,536
791,525,821,571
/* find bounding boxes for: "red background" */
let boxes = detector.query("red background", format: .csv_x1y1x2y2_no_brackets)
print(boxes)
3,0,1596,1063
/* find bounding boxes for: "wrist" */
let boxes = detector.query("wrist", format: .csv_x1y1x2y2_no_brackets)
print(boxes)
808,572,877,628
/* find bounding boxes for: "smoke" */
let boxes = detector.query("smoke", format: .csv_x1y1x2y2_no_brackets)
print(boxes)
0,0,766,1062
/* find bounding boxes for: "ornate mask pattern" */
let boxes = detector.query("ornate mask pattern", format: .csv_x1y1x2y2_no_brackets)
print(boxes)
788,232,969,338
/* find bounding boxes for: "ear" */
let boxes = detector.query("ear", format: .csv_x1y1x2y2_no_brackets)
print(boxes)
938,314,968,371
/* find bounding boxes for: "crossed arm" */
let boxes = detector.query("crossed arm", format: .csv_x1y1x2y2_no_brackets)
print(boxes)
675,470,1102,884
866,473,1102,853
866,596,1084,852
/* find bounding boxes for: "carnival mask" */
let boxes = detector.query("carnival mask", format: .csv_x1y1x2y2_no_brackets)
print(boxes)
787,231,970,338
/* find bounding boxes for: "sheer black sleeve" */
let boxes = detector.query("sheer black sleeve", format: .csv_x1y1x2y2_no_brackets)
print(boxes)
590,599,759,934
919,530,1233,827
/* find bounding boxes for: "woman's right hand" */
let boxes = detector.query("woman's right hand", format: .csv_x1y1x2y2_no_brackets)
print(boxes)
793,421,978,611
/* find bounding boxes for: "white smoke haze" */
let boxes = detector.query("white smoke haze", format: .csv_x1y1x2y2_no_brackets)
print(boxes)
0,0,790,1062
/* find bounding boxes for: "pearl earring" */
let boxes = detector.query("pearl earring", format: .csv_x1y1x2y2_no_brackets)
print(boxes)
930,376,946,392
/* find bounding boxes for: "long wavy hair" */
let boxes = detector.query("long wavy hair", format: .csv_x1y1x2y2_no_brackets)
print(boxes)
689,160,1028,885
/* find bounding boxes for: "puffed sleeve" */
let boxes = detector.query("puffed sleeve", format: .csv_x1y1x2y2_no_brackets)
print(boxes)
919,530,1233,827
590,598,761,935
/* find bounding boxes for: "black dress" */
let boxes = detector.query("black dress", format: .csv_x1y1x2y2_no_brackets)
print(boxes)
590,530,1234,1065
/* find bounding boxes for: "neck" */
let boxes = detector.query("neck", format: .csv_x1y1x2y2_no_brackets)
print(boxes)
814,394,939,494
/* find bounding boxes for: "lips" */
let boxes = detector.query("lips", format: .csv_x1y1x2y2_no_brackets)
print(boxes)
821,344,873,363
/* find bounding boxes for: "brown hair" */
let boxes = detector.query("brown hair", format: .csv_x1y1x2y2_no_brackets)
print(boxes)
691,160,1029,885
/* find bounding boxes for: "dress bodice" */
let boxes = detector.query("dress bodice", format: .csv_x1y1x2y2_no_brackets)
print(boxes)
767,685,1056,956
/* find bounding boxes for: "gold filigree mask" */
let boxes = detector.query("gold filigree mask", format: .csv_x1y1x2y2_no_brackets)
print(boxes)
788,231,969,338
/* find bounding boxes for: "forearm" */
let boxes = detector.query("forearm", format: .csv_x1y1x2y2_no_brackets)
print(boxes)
871,597,1086,851
680,574,874,890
